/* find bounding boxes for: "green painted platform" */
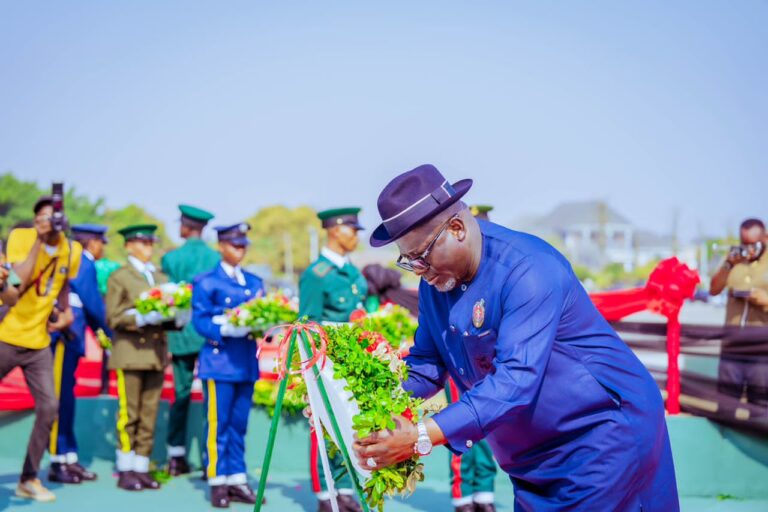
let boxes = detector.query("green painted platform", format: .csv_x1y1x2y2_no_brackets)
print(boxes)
1,398,767,511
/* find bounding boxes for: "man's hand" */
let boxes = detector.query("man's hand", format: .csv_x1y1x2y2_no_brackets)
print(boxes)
749,288,768,309
353,415,418,471
0,266,8,289
48,308,74,333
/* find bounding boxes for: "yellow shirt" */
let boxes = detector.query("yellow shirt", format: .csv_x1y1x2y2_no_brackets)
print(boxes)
0,228,82,349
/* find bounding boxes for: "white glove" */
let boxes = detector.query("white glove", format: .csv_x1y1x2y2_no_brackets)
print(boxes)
175,309,192,328
136,310,164,327
220,323,252,338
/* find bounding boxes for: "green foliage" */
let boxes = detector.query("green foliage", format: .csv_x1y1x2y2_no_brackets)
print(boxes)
244,205,322,276
0,172,171,264
227,292,299,337
320,325,424,511
252,378,307,417
0,172,104,237
353,305,417,349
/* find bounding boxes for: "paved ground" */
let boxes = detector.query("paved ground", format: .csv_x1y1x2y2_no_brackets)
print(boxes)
1,458,766,512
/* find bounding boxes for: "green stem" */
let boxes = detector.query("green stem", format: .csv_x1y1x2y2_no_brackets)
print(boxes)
299,329,371,512
253,329,298,512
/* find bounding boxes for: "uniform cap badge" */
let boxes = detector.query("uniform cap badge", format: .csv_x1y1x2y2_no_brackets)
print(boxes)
472,299,485,329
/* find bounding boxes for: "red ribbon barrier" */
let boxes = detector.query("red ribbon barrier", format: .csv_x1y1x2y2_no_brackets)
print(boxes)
590,257,700,414
261,322,328,379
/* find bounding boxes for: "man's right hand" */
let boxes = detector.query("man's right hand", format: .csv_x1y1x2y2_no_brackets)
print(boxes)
0,266,8,289
726,250,745,267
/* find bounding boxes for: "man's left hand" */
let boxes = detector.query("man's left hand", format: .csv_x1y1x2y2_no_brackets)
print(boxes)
749,288,768,308
353,415,417,471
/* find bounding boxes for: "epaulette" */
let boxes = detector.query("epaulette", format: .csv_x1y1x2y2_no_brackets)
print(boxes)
312,261,332,277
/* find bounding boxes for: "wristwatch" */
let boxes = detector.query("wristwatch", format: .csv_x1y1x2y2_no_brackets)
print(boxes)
414,421,433,456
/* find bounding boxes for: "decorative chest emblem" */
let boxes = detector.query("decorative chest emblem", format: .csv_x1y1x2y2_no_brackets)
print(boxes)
472,299,485,329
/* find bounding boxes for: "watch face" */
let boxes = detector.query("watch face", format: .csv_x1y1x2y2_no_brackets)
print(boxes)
417,439,432,455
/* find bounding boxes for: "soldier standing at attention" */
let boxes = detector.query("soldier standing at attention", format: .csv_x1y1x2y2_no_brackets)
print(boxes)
192,222,264,508
162,204,220,475
299,208,368,512
106,224,170,492
48,224,112,485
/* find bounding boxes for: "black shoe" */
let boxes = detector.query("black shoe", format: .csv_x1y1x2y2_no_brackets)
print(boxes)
117,471,142,491
68,462,97,481
228,483,259,504
134,471,161,490
317,499,333,512
48,462,82,484
338,494,362,512
455,505,474,512
168,456,191,476
474,504,496,512
211,485,230,508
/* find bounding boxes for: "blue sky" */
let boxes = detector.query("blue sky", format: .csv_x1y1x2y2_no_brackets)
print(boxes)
1,1,765,244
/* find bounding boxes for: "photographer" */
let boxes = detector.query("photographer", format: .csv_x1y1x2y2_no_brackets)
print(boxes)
0,196,82,503
710,218,768,411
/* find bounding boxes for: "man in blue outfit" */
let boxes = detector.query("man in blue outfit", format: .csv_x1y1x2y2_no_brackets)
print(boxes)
48,224,112,485
192,222,264,509
354,164,679,511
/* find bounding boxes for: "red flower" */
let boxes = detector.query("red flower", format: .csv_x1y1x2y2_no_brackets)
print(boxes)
349,309,367,322
149,288,163,299
359,331,388,353
402,408,414,422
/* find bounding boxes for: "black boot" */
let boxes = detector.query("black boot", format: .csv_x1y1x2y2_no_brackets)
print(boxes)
474,504,497,512
48,462,82,484
317,499,333,512
338,494,362,512
454,505,474,512
134,471,161,490
68,462,97,481
117,471,142,491
228,482,261,504
211,485,230,508
168,456,191,476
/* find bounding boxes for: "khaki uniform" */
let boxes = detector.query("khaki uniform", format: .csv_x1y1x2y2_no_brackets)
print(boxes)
106,264,169,460
719,249,768,407
725,250,768,326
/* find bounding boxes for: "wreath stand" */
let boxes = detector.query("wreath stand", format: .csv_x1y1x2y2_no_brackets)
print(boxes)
254,324,371,512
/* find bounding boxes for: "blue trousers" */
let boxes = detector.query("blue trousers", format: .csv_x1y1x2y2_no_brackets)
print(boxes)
49,338,81,457
203,379,253,483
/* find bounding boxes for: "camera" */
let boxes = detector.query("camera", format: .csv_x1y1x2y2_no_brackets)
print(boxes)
730,241,765,261
50,182,68,232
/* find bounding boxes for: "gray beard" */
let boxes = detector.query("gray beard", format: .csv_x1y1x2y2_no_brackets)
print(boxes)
434,278,457,293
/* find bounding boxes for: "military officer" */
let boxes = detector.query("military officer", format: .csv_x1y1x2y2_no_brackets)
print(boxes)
444,205,498,512
162,204,220,475
299,207,367,512
192,222,264,509
48,224,112,485
355,164,679,511
106,224,172,492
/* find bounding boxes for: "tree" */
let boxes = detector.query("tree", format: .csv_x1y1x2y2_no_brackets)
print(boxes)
102,204,172,263
244,205,322,276
0,172,169,264
0,172,105,236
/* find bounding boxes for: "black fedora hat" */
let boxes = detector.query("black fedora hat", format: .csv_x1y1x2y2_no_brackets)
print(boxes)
370,164,472,247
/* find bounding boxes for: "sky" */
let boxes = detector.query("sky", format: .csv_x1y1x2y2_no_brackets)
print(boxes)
1,1,766,245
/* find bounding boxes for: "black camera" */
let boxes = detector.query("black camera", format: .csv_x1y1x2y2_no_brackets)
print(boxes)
50,182,68,232
730,241,764,261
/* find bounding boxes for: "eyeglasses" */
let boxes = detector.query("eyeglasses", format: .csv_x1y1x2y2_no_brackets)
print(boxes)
396,215,458,273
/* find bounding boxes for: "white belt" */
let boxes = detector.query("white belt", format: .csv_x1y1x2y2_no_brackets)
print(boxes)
69,292,83,309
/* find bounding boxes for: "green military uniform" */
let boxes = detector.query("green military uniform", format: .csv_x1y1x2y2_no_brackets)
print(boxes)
161,205,220,460
105,225,169,481
299,208,368,499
